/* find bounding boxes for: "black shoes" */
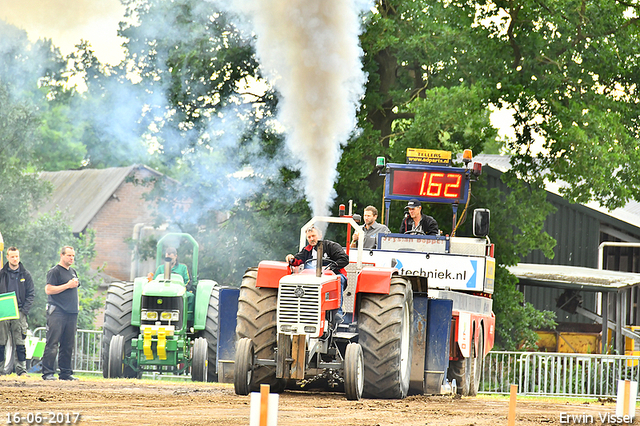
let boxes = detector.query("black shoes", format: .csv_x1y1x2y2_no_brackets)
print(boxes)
59,375,79,381
42,375,57,381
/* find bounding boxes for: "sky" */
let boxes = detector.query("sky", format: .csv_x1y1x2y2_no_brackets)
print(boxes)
0,0,523,152
0,0,127,65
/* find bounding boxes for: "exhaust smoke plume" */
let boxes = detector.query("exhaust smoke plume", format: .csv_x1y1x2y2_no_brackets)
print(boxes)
225,0,370,216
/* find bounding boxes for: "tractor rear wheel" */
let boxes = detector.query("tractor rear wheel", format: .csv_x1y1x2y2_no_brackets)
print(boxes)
191,337,208,382
200,286,219,381
344,343,364,401
102,281,139,378
358,275,413,399
107,335,125,378
235,268,286,393
234,337,254,395
469,331,484,396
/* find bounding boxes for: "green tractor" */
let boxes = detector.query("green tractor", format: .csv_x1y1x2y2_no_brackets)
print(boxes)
102,233,219,381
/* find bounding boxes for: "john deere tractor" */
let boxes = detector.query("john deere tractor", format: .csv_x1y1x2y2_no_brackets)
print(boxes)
102,233,219,381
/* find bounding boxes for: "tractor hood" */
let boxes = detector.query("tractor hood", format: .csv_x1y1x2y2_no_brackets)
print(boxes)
143,278,187,297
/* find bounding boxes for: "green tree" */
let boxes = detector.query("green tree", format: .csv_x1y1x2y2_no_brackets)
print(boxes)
0,75,102,329
116,0,640,348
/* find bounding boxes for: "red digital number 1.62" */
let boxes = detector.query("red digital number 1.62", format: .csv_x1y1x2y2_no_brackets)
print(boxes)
419,172,461,198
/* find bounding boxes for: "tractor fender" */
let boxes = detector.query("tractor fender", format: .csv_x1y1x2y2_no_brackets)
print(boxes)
131,277,147,327
255,261,291,288
193,279,218,330
356,267,397,294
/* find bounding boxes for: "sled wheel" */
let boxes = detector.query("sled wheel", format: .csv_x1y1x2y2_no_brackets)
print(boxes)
469,331,484,396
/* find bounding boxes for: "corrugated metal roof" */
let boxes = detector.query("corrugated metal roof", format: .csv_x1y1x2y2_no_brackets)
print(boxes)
37,165,161,234
508,263,640,291
474,154,640,230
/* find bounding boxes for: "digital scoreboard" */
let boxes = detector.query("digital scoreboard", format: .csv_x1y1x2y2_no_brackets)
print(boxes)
387,166,469,204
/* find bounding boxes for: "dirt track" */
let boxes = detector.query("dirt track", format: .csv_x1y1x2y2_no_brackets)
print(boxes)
0,376,620,425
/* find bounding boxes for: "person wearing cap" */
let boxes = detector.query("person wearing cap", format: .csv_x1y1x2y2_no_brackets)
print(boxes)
350,205,390,249
148,247,191,288
400,199,439,235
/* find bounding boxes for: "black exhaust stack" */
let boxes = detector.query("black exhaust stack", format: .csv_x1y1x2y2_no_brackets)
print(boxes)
164,256,172,280
316,241,323,278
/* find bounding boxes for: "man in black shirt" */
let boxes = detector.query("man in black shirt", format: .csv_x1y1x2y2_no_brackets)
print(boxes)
400,199,439,235
41,246,80,381
0,247,35,376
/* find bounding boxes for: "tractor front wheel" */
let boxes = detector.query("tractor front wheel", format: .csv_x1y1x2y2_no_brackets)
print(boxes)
107,335,125,378
358,275,413,399
191,337,208,382
235,268,285,393
344,343,364,401
234,337,254,396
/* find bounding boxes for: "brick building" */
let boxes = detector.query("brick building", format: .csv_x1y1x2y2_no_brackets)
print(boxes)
38,165,167,282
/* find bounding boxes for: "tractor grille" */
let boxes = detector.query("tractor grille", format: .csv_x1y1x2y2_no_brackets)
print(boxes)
277,283,321,336
141,295,183,331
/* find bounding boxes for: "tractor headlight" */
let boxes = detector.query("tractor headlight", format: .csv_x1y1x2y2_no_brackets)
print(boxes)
141,310,158,320
161,310,179,321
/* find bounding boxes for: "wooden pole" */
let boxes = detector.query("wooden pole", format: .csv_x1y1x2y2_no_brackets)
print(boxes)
507,384,517,426
259,384,269,426
623,380,631,417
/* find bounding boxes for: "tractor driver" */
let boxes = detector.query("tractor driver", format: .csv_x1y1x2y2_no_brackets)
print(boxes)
400,199,439,235
148,247,191,289
285,226,349,322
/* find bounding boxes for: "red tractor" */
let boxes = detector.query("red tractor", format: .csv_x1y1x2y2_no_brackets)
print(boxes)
229,148,495,399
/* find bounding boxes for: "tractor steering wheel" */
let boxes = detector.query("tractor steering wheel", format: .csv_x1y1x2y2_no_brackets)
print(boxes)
404,230,426,236
304,258,338,271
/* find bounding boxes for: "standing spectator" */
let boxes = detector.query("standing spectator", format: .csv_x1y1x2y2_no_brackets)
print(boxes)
0,247,35,376
41,246,80,381
350,205,390,249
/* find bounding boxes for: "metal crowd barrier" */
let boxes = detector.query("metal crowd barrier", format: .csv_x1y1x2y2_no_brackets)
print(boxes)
32,327,103,374
29,330,640,393
480,351,640,398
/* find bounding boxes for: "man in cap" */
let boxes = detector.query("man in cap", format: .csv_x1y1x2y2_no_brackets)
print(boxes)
148,247,190,288
400,199,439,235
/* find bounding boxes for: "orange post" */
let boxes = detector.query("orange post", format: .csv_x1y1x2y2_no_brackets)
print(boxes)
260,384,269,426
623,380,631,417
507,384,517,426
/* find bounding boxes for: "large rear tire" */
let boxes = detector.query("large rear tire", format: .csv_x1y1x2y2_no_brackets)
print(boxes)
358,275,413,399
344,343,364,401
191,337,208,382
235,268,286,393
201,286,219,381
102,281,139,378
469,331,484,396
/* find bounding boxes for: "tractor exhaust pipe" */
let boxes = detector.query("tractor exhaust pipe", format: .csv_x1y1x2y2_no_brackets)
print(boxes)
316,241,323,278
164,257,172,280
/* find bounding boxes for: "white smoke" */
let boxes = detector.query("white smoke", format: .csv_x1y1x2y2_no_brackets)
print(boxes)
221,0,370,216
